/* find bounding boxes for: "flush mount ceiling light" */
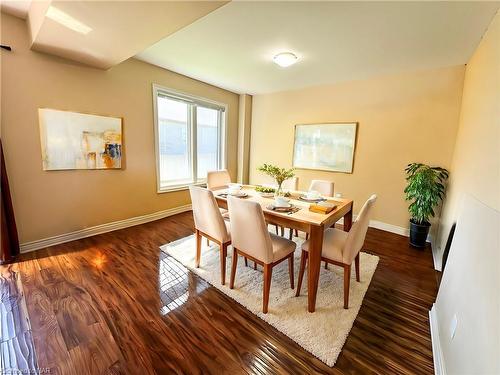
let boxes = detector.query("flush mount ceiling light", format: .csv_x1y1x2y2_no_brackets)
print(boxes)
273,52,298,67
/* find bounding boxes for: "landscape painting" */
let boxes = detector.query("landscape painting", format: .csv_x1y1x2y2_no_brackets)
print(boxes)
39,108,122,170
293,122,357,173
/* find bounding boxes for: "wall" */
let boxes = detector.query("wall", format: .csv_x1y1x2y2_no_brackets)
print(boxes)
431,195,499,374
249,66,465,230
237,94,252,184
435,11,500,268
0,13,239,244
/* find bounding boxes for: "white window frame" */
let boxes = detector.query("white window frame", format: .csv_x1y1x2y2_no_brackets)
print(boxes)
152,84,228,193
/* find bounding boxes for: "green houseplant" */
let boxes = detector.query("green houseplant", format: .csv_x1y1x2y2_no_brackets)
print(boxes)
257,164,295,196
404,163,449,248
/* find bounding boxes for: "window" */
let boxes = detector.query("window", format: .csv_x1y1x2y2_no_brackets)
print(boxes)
153,85,227,192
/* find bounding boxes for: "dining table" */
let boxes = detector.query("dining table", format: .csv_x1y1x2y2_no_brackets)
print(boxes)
213,185,354,313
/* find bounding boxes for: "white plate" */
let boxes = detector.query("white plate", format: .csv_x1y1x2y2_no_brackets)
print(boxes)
299,195,324,202
229,191,248,198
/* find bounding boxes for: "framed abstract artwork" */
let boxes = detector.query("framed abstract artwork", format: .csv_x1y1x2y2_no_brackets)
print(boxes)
38,108,123,170
292,122,357,173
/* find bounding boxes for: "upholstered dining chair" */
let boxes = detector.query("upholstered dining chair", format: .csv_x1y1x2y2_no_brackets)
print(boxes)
309,179,334,197
227,196,296,314
189,186,231,285
295,195,377,309
281,176,299,191
303,180,335,242
207,169,231,190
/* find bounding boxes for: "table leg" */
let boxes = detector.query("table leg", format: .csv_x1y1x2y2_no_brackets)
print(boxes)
343,206,353,232
307,224,324,313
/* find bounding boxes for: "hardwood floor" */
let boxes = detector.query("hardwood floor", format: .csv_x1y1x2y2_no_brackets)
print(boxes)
1,212,439,374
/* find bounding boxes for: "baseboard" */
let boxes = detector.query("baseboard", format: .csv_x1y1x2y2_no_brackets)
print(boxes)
20,206,428,253
20,204,192,253
429,304,446,375
339,217,431,242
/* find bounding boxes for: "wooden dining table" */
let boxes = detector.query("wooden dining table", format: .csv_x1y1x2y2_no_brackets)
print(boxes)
213,185,353,313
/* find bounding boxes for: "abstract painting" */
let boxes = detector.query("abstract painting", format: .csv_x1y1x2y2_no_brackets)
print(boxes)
39,108,122,170
293,122,357,173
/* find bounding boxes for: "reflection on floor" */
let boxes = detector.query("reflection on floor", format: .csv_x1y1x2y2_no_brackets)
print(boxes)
0,211,439,374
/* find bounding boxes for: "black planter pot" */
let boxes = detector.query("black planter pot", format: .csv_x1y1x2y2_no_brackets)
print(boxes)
409,220,430,248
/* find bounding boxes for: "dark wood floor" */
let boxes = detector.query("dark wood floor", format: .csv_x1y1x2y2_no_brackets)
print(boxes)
1,211,439,374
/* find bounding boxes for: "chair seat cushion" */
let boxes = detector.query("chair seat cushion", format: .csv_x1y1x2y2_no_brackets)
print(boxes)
269,233,296,262
301,228,348,263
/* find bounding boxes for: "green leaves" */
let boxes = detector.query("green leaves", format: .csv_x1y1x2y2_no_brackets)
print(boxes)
257,164,295,187
404,163,449,225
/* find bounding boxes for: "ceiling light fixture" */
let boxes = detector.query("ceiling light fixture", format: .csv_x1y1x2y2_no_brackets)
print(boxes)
273,52,298,67
46,6,92,35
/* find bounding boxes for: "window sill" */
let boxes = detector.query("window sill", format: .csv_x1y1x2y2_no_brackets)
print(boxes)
157,182,206,194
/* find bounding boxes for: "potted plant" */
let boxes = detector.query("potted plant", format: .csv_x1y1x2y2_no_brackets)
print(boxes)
404,163,449,248
257,164,295,196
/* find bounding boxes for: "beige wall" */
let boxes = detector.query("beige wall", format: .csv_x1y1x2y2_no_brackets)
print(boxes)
237,94,252,184
435,11,500,267
1,13,239,244
249,66,465,229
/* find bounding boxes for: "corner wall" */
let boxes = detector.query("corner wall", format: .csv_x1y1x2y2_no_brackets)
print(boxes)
1,13,240,244
249,66,465,231
435,11,500,268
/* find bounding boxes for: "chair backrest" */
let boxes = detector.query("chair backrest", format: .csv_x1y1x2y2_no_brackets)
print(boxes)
227,196,274,264
342,195,377,263
189,186,230,243
281,176,299,191
309,180,334,197
207,170,231,190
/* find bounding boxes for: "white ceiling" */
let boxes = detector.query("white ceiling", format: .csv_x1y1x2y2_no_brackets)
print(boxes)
136,1,500,94
27,1,227,69
1,0,31,19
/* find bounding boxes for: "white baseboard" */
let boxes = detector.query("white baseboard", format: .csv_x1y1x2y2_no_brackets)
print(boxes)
20,204,192,253
20,206,428,253
338,216,431,242
429,304,446,375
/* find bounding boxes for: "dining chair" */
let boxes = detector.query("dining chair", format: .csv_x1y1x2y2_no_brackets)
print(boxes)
281,176,299,191
295,195,377,309
309,179,334,197
303,180,335,242
227,196,296,314
207,169,231,190
189,186,231,285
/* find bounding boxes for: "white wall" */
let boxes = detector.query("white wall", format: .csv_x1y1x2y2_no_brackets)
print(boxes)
431,195,499,374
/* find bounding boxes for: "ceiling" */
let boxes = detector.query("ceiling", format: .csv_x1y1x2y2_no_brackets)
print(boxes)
1,0,31,19
136,1,500,94
3,0,227,70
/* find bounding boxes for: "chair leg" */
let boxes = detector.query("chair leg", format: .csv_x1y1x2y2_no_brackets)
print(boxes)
206,238,210,247
324,261,329,270
295,250,307,297
274,224,279,235
230,248,238,289
195,230,201,268
280,226,285,237
344,264,351,309
254,261,257,270
288,255,294,289
220,242,227,285
294,229,299,237
244,257,248,267
305,233,309,240
288,228,293,240
355,253,360,282
263,264,273,314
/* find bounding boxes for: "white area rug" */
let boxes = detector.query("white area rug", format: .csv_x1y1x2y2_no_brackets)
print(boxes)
161,230,379,366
